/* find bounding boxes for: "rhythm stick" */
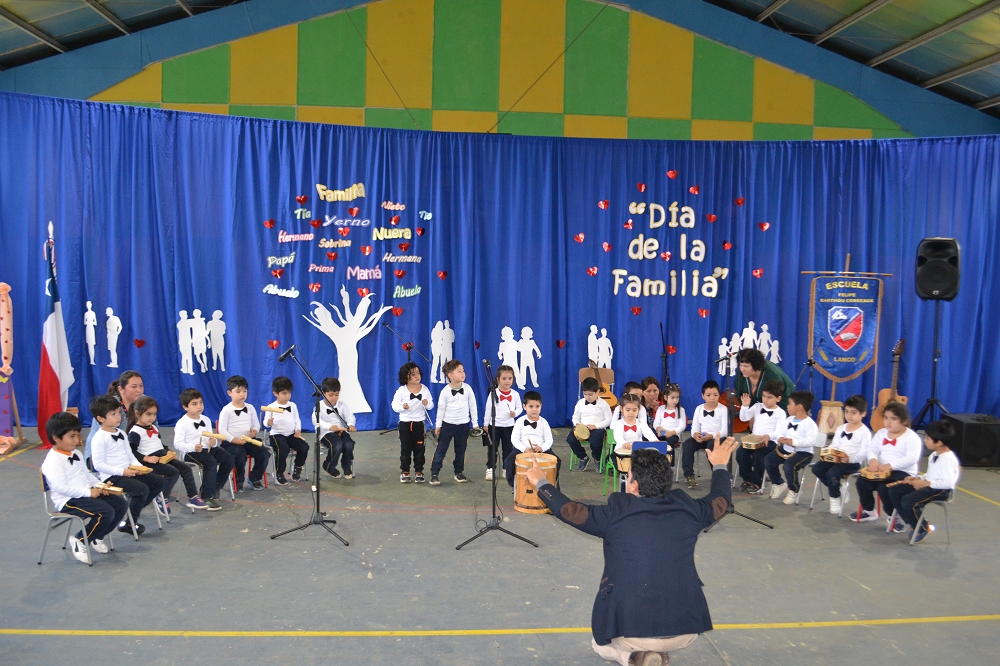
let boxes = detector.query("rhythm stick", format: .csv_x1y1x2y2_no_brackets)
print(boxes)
94,482,124,495
128,465,153,474
260,406,285,414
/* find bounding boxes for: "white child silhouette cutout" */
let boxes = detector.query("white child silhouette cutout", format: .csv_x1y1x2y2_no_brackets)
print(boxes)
498,326,519,380
84,301,97,365
429,321,444,383
587,325,599,364
177,310,194,375
740,321,758,350
105,307,121,369
769,340,781,364
190,309,209,373
596,328,614,369
441,320,455,369
757,324,773,357
206,310,226,371
718,337,729,376
728,332,741,376
517,326,541,389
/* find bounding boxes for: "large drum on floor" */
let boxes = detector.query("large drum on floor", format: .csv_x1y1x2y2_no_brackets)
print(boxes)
514,452,558,514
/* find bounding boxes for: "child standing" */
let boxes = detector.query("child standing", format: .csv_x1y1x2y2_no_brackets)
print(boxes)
431,359,479,486
735,379,786,493
652,383,686,456
888,419,960,543
265,376,310,485
127,396,206,509
681,381,729,488
505,391,559,489
174,388,233,511
851,401,922,527
764,391,819,505
218,375,271,491
314,377,357,479
482,365,521,480
391,362,434,484
811,394,871,514
567,377,613,470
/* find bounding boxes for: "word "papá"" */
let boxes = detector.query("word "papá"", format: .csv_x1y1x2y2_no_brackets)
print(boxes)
315,183,366,202
267,252,296,268
612,267,728,298
373,227,412,240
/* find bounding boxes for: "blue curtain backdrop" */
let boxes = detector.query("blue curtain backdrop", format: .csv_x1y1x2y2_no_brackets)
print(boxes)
1,91,998,431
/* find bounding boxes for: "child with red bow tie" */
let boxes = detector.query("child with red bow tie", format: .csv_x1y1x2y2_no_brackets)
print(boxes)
127,396,204,509
851,401,922,527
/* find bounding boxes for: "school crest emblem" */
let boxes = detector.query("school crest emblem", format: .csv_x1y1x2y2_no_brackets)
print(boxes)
828,306,863,352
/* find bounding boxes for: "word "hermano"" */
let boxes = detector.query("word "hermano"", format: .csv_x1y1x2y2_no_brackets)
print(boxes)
373,227,412,240
279,230,314,243
267,252,296,268
347,266,382,280
315,183,366,202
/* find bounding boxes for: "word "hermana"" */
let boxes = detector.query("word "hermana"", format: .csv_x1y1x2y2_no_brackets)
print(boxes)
267,252,296,268
315,183,365,202
383,252,422,263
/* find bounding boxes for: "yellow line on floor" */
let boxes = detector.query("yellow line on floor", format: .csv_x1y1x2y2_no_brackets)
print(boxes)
2,614,998,637
0,443,39,463
957,486,1000,508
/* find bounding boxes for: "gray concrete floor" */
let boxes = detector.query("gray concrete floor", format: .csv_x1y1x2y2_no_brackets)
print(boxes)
1,428,998,665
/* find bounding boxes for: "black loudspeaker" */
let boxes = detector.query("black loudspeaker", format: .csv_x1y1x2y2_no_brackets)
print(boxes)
915,238,960,301
943,413,1000,467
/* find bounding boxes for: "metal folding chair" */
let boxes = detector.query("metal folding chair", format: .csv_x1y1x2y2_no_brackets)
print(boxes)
886,492,954,545
809,471,859,517
38,475,115,566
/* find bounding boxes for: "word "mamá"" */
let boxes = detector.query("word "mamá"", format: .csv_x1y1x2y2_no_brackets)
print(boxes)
267,252,296,268
373,227,412,240
612,267,728,298
319,238,352,248
347,266,382,280
315,183,365,202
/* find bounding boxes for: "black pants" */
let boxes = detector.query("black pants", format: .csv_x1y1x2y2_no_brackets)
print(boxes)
503,449,562,489
483,425,514,468
566,427,605,463
62,495,129,543
763,450,813,491
223,440,272,484
270,433,309,476
856,470,909,513
431,422,469,475
811,460,861,498
888,485,951,528
682,437,716,477
399,421,426,473
322,431,355,474
140,460,181,499
184,447,235,500
736,442,776,486
149,449,199,499
105,473,165,522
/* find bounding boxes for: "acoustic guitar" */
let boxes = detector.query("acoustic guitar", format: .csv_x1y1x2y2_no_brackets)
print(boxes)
870,339,907,432
587,359,618,409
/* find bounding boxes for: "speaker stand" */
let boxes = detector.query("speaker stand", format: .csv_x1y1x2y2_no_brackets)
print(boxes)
912,300,949,429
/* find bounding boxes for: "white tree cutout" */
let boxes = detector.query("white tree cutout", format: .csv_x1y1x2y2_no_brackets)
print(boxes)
304,285,391,413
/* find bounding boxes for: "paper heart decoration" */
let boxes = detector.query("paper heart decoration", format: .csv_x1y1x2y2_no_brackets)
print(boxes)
758,222,770,231
667,345,677,354
392,307,404,316
271,269,283,278
556,340,566,348
394,269,406,278
399,242,410,252
661,251,671,261
327,251,338,261
268,340,280,350
416,227,425,236
474,341,480,350
361,246,372,256
637,183,646,193
735,197,745,206
264,218,275,229
598,200,609,210
698,309,709,318
624,219,633,230
586,267,598,276
667,170,677,179
631,307,642,315
390,215,401,225
338,228,350,237
357,288,370,298
348,207,360,217
437,271,448,280
310,219,322,228
403,343,413,351
602,242,611,252
574,233,585,243
133,339,145,349
689,185,699,195
752,268,764,278
309,283,321,293
723,242,733,250
296,195,308,205
706,214,717,223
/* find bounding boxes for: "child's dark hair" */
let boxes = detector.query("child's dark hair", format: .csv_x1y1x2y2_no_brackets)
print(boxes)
925,419,954,445
620,392,642,407
523,391,542,404
701,380,720,395
108,370,143,399
180,388,203,407
272,376,293,393
227,375,248,391
127,396,159,432
762,379,785,399
398,362,420,386
581,377,600,393
442,359,463,377
789,390,815,413
882,401,910,425
663,383,681,398
90,394,121,421
46,412,82,443
623,381,642,393
321,377,341,394
496,364,516,380
844,394,868,414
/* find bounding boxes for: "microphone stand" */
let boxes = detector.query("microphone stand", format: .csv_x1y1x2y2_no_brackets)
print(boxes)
456,359,538,550
659,322,671,388
269,347,349,545
795,337,824,393
379,322,433,436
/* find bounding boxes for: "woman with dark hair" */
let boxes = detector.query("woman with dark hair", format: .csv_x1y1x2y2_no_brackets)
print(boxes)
734,348,792,410
639,377,663,434
84,370,144,460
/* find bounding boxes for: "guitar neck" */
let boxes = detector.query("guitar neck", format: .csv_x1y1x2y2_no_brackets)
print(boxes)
889,358,900,398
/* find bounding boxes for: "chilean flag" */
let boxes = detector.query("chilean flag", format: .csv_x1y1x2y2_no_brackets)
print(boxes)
37,237,75,448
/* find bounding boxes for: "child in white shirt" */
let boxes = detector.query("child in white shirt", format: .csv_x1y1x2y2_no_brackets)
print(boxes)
264,376,310,485
568,376,612,471
431,360,479,485
391,362,434,483
764,391,818,505
610,382,646,423
127,395,198,510
174,388,233,510
653,383,686,457
811,394,871,514
218,375,271,491
313,377,357,479
482,364,521,480
888,419,961,542
735,379,787,493
504,391,560,490
851,401,923,525
682,380,729,488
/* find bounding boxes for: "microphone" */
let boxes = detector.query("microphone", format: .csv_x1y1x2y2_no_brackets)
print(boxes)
278,345,296,362
712,351,738,364
483,359,491,370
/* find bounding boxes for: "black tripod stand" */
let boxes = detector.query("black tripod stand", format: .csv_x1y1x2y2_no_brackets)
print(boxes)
794,337,824,392
912,301,949,429
269,345,349,545
456,359,538,550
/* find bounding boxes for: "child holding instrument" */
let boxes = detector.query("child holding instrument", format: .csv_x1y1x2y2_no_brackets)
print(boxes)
392,362,433,483
610,393,660,469
265,376,310,485
851,401,921,528
42,412,129,563
218,375,271,491
128,396,206,509
431,359,478,486
682,381,728,488
653,383,686,454
567,376,612,471
174,388,233,511
812,394,870,514
505,391,559,489
91,394,166,533
482,365,521,480
887,419,960,543
764,391,818,504
314,377,357,479
735,379,786,493
611,382,646,423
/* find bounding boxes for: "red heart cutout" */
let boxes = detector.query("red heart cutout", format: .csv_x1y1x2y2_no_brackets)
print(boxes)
758,222,770,231
689,185,699,195
327,251,338,261
586,267,598,276
598,200,609,210
698,309,709,318
706,214,717,223
348,207,360,217
268,340,280,350
399,242,410,251
310,219,322,228
392,307,404,316
416,227,425,236
723,242,733,250
735,197,745,206
361,246,372,256
394,269,406,278
309,283,321,293
574,233,585,243
133,339,145,349
637,182,646,192
474,341,480,350
556,340,566,348
623,219,633,230
667,170,677,179
752,268,764,278
264,218,275,229
437,271,448,280
391,215,401,225
271,269,283,278
357,288,370,297
602,242,611,252
631,307,642,315
661,251,671,261
667,345,677,354
296,195,308,205
338,228,350,237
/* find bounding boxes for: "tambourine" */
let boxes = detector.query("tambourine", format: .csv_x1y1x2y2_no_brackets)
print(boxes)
776,443,795,459
861,468,891,481
470,427,484,438
820,447,849,463
573,423,591,441
741,434,766,450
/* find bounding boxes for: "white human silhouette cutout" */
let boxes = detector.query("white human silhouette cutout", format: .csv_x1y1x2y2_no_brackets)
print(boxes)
206,310,226,371
190,309,209,373
84,301,97,365
587,325,599,363
441,320,455,368
498,326,519,378
105,307,121,368
741,321,758,350
517,327,541,389
177,310,194,375
718,337,729,376
769,340,781,364
757,324,773,357
596,328,613,369
429,321,444,383
728,332,741,376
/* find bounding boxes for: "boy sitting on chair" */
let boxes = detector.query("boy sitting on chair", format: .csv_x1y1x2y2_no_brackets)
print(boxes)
681,381,728,488
887,419,960,543
218,375,271,491
505,391,560,491
567,377,613,471
174,388,233,511
735,379,786,494
314,377,357,479
763,391,818,505
811,394,870,514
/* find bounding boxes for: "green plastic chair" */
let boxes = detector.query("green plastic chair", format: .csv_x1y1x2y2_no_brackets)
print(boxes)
602,430,618,496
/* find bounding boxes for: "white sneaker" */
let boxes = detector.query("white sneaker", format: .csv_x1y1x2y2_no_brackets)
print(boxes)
829,497,842,515
71,539,91,564
485,468,493,480
90,539,109,554
783,490,798,505
770,483,788,499
850,509,880,523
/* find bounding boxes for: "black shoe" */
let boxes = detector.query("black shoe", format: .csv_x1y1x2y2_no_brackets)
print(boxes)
275,474,290,486
429,474,441,486
118,522,145,536
251,480,265,490
454,472,468,483
329,468,342,479
292,466,303,481
739,481,750,493
686,476,698,489
234,479,245,492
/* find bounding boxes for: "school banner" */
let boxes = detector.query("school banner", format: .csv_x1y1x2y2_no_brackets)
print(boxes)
808,277,883,381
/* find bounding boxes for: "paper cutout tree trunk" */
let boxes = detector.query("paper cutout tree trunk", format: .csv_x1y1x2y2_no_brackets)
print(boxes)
304,285,391,413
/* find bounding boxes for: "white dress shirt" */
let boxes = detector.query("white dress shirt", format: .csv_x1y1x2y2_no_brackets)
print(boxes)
830,423,872,463
91,427,141,481
483,388,522,427
266,401,302,436
173,413,217,455
689,404,729,438
435,383,479,428
739,403,785,438
921,450,961,490
511,416,553,452
653,405,687,435
391,384,435,423
573,397,613,429
128,424,164,457
773,416,819,454
218,403,261,442
312,399,355,437
42,448,101,511
866,428,922,475
611,419,658,447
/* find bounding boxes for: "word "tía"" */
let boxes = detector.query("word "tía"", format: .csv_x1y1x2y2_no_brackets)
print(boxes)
267,252,296,268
